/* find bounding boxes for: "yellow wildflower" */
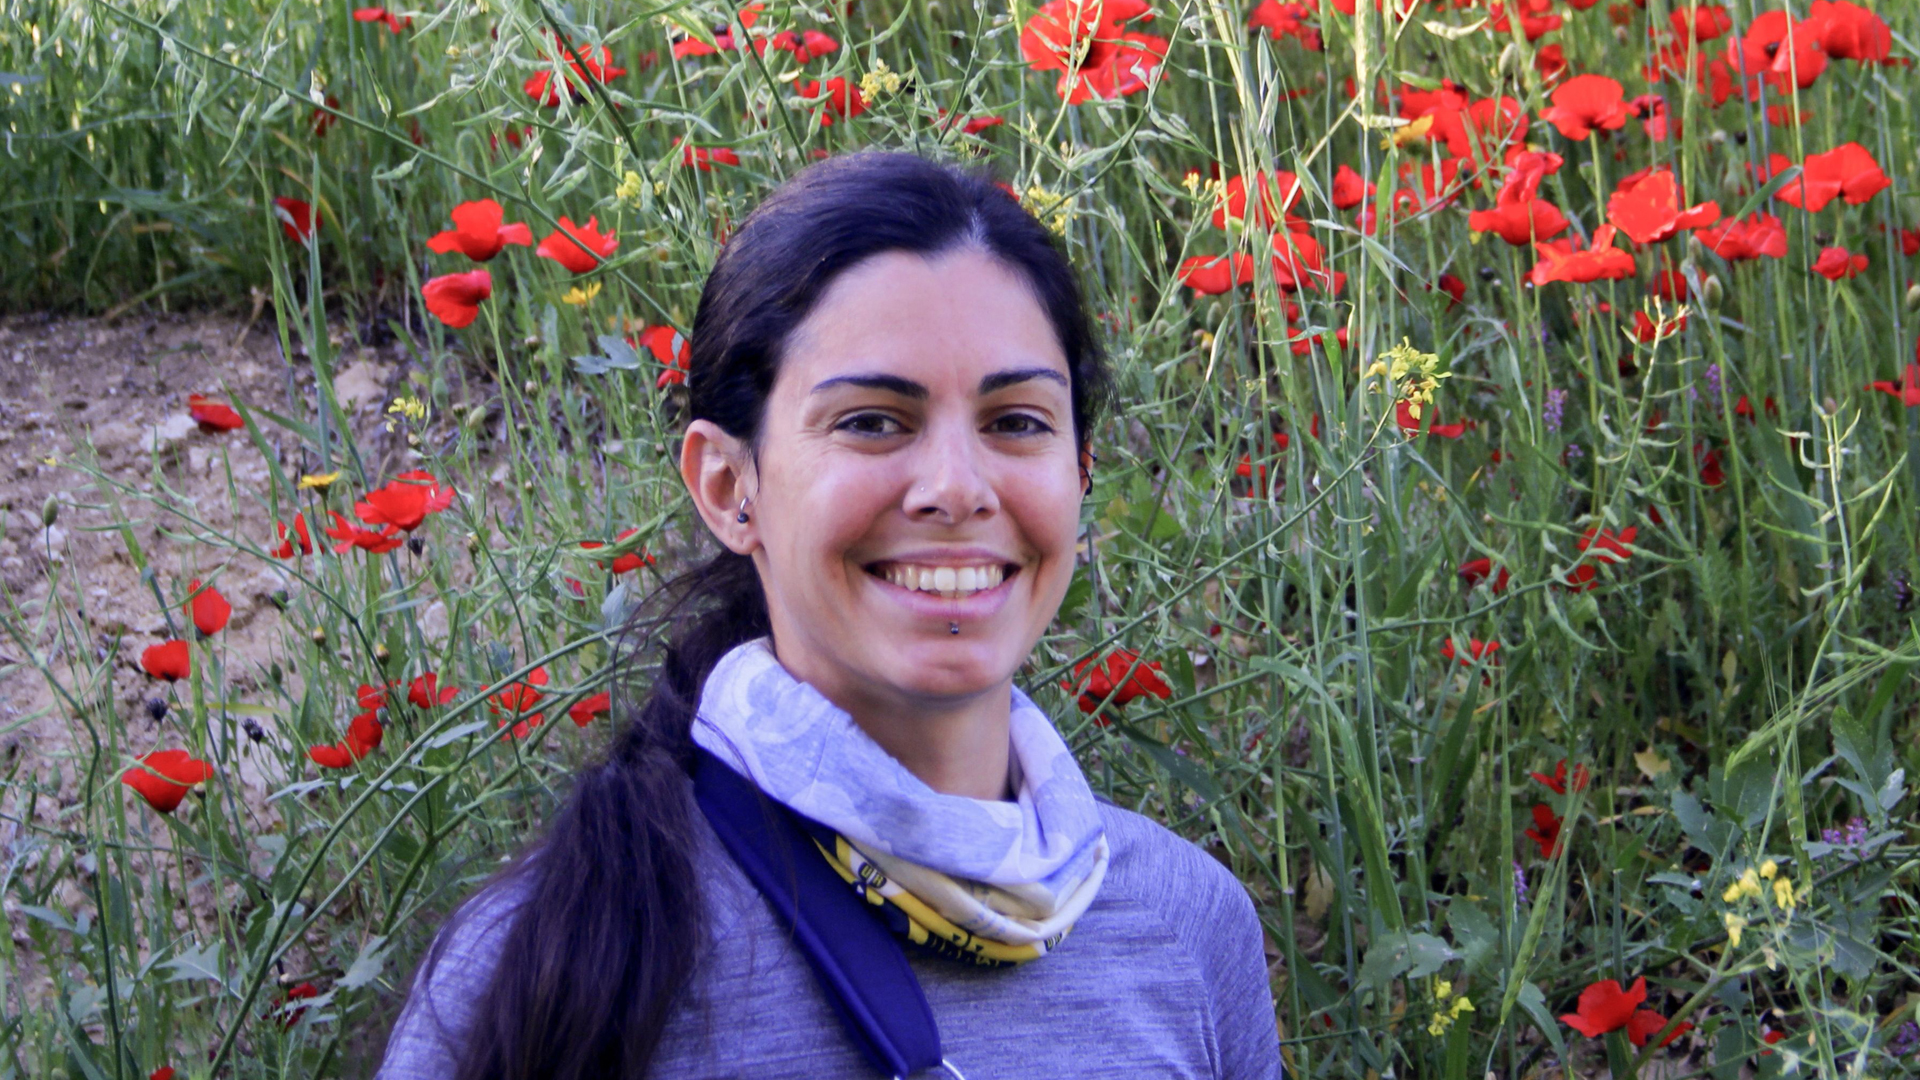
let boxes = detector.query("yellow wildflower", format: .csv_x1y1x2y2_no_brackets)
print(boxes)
615,170,645,203
562,281,603,306
1772,877,1795,911
1182,171,1201,196
1450,996,1474,1019
1434,980,1453,1001
298,471,342,491
1723,913,1745,948
858,59,902,100
1758,859,1777,880
1386,113,1435,151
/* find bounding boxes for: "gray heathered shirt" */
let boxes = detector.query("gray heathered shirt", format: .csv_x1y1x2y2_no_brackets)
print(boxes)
377,795,1282,1079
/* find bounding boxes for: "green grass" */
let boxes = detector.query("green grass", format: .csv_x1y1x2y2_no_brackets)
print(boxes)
4,0,1920,1076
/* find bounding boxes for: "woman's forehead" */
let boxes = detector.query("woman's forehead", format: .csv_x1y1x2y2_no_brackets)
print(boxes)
778,248,1069,389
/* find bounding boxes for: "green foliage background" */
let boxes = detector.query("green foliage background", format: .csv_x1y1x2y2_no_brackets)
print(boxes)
2,0,1919,1076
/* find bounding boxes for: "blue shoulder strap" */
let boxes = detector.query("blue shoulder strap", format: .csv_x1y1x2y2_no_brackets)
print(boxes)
692,747,945,1079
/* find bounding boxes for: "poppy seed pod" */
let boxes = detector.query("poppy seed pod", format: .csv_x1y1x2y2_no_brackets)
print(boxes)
1703,275,1725,310
1905,283,1920,311
41,495,58,527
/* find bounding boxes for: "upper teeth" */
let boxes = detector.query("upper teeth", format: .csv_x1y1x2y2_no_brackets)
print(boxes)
881,563,1006,597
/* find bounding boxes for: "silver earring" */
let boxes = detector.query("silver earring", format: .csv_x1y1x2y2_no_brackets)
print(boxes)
735,497,750,524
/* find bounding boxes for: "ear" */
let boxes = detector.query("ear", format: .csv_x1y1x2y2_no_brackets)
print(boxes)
680,419,759,555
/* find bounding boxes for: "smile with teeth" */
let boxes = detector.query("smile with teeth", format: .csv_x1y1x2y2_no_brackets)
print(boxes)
871,562,1011,599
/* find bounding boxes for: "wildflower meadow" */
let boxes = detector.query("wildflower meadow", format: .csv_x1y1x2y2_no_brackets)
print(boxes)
4,0,1920,1075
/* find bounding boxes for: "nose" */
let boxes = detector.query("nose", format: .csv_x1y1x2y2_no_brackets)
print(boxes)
905,420,999,524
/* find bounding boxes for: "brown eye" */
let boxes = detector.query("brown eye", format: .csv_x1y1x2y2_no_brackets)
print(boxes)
988,413,1053,436
836,412,906,437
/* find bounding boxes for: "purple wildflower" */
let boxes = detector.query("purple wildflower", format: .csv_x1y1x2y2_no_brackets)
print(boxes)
1513,860,1530,906
1704,363,1723,406
1889,1021,1920,1059
1543,387,1568,433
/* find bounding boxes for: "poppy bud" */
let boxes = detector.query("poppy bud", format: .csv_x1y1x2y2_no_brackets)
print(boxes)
269,589,289,611
1720,168,1743,200
1497,42,1522,76
310,626,328,647
270,661,284,685
522,379,537,395
1822,396,1839,415
374,643,392,666
1686,236,1708,264
1709,129,1728,145
1703,275,1725,310
465,404,488,431
1905,283,1920,311
41,495,58,527
1613,25,1629,44
522,335,542,350
466,532,482,554
146,698,168,723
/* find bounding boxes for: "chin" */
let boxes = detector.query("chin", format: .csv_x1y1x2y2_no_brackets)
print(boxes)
874,638,1019,702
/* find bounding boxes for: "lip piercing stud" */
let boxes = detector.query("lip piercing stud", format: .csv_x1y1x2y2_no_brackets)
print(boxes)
949,621,960,635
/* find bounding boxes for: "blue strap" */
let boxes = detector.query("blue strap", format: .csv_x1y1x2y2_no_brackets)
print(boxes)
693,747,945,1078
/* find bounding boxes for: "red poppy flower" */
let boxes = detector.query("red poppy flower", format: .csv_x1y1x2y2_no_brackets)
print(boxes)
184,579,230,636
1633,309,1688,342
1807,0,1892,63
1065,649,1173,717
1270,229,1337,292
354,470,457,532
1536,43,1568,82
1525,803,1565,858
1019,0,1168,103
1867,360,1920,406
1176,253,1256,295
151,1068,178,1080
491,667,551,739
1440,637,1500,666
795,77,870,124
1458,557,1510,593
1578,525,1638,564
1487,0,1560,40
1733,395,1778,422
581,527,655,574
308,710,384,769
1561,977,1648,1037
272,514,313,559
1529,226,1637,286
535,216,619,274
1395,400,1471,438
321,511,405,554
279,982,320,1027
1696,442,1725,487
187,393,245,432
310,94,341,138
681,144,741,171
569,690,612,727
1247,1,1321,50
1772,143,1892,212
1811,246,1869,280
1607,169,1720,245
122,749,214,814
1213,171,1304,231
1330,164,1375,209
1530,759,1592,795
351,7,411,32
954,114,1006,135
273,196,318,245
1669,5,1733,41
1436,272,1467,307
671,3,764,57
1539,75,1632,140
141,640,191,682
1730,12,1827,95
1627,1009,1692,1049
421,270,492,329
409,672,458,709
426,200,533,262
1697,213,1788,261
769,28,839,63
524,36,627,105
1468,161,1569,247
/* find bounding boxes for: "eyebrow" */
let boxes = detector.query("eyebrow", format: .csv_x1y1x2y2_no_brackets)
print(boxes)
810,367,1069,398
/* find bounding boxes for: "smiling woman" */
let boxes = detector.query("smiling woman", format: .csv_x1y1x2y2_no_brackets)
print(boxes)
376,153,1281,1080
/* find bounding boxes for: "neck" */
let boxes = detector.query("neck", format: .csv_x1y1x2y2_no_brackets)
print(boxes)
772,647,1015,801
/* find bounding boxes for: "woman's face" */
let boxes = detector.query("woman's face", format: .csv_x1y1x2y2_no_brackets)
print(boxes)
719,247,1084,716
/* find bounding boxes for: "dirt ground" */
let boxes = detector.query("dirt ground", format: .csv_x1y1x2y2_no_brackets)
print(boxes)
0,310,426,987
